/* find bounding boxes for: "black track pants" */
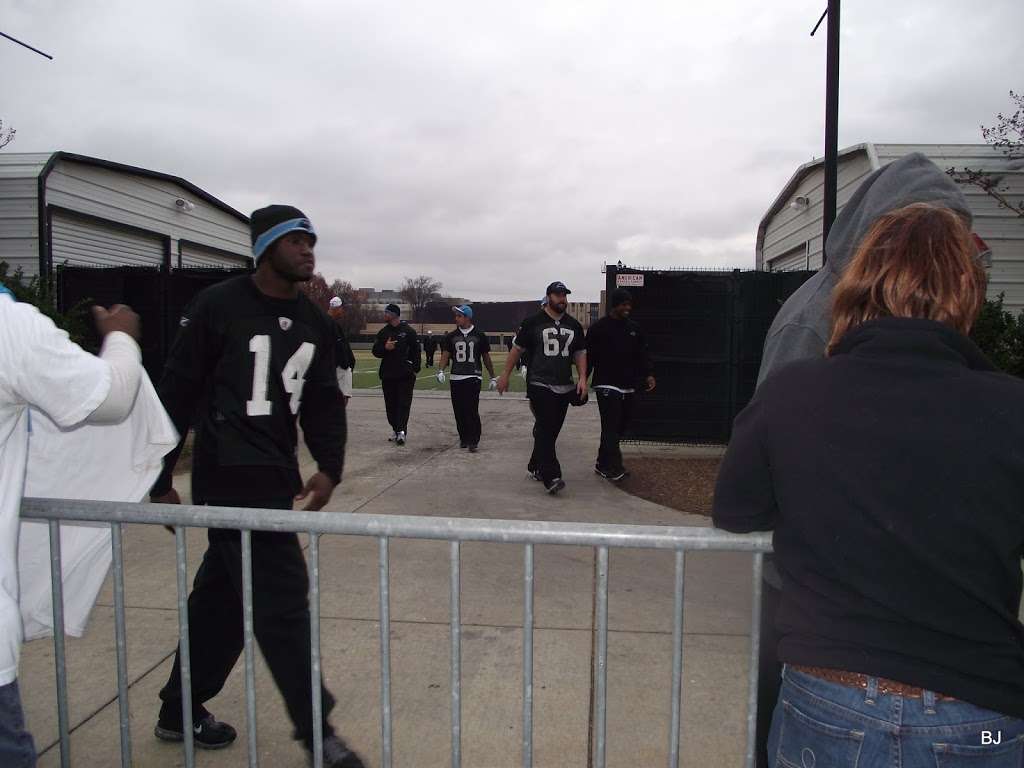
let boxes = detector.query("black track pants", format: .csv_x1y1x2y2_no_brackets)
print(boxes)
382,375,415,433
450,378,482,446
527,386,571,484
595,389,634,473
158,497,336,748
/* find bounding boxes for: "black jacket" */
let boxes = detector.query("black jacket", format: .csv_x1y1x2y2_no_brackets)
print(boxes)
334,323,356,371
713,317,1024,718
372,321,421,380
585,315,654,390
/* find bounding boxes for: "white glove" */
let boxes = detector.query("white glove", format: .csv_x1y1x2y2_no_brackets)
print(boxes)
436,369,446,384
489,378,498,391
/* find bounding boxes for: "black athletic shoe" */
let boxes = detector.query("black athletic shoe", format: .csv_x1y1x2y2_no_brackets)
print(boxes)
468,444,478,453
595,466,626,482
527,469,543,482
309,735,366,768
154,712,237,750
546,477,566,494
460,441,468,449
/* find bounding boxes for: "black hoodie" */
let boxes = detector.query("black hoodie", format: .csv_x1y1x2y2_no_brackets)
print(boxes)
372,321,421,380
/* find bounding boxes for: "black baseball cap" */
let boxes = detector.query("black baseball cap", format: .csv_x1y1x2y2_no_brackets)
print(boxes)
546,281,571,295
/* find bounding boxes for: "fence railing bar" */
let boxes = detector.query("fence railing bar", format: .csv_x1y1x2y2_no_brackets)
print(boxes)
744,553,765,768
378,536,393,768
667,550,685,768
450,540,462,768
309,532,324,768
110,522,132,768
241,529,259,768
49,520,71,768
522,543,534,768
21,499,773,553
594,546,609,768
174,526,196,768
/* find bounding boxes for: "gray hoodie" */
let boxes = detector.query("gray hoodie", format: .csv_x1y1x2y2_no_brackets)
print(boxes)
756,152,973,388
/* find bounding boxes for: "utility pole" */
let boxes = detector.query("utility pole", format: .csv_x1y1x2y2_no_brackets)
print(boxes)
812,1,841,262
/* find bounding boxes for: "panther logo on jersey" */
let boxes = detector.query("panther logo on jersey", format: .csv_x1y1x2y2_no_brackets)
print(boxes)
279,317,293,331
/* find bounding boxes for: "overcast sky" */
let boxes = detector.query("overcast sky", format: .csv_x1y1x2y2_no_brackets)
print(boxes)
3,0,1020,300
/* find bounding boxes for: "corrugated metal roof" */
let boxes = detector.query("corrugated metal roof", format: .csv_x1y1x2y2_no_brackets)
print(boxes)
0,152,52,179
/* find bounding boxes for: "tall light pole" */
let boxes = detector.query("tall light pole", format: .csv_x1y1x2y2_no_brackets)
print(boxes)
812,0,840,263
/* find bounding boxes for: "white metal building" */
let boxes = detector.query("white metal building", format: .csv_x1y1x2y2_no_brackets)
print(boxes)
0,151,251,281
756,143,1024,311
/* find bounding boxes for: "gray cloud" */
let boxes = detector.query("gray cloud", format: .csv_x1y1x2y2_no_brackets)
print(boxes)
2,0,1020,301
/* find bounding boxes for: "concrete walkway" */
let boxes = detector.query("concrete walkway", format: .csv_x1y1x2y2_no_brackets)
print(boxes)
21,392,756,768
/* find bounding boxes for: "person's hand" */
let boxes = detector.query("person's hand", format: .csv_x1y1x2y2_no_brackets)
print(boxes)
343,395,351,406
576,379,588,398
295,471,335,511
384,338,397,351
436,369,446,384
150,488,181,533
496,375,510,395
645,376,657,392
488,378,498,391
93,304,140,342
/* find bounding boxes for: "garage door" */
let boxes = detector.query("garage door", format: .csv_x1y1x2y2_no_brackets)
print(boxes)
179,242,249,269
767,244,809,273
51,211,165,268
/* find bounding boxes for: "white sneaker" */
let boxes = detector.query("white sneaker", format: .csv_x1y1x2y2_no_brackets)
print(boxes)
396,431,406,446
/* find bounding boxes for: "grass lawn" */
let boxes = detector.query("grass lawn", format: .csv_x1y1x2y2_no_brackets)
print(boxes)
352,349,532,393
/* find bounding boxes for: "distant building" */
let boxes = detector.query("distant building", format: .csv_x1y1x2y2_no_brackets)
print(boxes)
0,151,251,281
756,143,1024,311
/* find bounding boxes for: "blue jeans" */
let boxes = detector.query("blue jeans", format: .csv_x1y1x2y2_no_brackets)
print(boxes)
0,679,36,768
768,666,1024,767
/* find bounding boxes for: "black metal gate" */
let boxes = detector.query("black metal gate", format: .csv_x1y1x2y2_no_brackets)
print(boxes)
57,265,249,381
605,266,814,443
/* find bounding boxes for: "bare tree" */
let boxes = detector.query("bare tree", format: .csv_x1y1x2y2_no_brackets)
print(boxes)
947,90,1023,218
400,275,443,326
0,119,16,150
299,272,333,311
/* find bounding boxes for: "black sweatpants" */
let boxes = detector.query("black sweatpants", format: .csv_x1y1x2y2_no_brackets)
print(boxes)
527,386,571,484
595,388,634,473
450,378,482,446
426,350,435,367
381,375,415,433
158,497,336,748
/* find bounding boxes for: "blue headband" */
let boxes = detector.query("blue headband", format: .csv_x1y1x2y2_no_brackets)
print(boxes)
0,282,13,300
252,217,317,260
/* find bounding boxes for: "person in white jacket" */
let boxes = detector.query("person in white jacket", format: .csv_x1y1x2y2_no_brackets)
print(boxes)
0,286,143,768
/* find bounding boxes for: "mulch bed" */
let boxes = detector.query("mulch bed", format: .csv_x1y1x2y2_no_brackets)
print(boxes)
616,457,721,517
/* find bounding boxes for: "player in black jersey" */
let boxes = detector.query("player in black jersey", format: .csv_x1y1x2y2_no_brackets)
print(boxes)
436,304,497,452
149,205,364,768
497,282,587,494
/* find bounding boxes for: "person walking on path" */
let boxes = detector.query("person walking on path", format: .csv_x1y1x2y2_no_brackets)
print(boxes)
497,281,586,494
1,289,145,768
585,288,655,481
328,296,356,406
148,205,364,768
372,303,420,446
436,304,496,452
424,331,437,368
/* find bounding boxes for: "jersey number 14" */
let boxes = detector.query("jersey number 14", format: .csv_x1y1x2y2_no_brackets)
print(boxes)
246,335,316,416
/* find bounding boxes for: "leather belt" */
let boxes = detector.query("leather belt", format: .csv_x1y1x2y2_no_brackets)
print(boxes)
791,665,957,701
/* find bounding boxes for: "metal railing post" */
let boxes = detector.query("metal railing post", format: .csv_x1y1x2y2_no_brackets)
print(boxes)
309,532,324,768
378,536,393,768
110,522,132,768
174,526,195,768
593,546,609,768
667,550,686,768
522,543,534,768
241,529,259,767
49,520,71,768
450,540,462,768
744,553,765,768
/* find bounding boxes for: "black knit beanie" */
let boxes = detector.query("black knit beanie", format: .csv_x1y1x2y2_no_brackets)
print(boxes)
610,288,633,308
250,204,317,262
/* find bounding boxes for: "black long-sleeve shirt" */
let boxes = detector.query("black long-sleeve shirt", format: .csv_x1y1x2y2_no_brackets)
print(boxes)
585,315,654,391
372,321,421,380
151,276,345,502
713,317,1024,718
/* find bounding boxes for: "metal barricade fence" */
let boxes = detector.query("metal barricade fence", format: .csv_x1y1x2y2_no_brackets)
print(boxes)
20,497,772,768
